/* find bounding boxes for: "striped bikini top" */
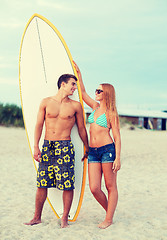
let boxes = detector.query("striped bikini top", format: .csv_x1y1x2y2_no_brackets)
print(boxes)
88,108,108,128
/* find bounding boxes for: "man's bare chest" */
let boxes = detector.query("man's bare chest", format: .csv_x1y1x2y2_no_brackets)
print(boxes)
46,103,76,120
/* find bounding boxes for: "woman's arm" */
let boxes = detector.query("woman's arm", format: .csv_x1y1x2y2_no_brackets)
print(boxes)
73,61,99,109
110,114,121,173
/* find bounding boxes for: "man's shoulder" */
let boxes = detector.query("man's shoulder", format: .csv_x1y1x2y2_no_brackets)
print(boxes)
70,100,83,114
70,99,82,108
70,98,80,104
40,97,51,107
40,97,47,104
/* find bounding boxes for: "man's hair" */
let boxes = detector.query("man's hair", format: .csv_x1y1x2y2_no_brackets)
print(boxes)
57,74,77,89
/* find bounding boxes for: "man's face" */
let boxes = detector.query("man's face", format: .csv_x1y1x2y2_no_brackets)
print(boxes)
64,78,77,95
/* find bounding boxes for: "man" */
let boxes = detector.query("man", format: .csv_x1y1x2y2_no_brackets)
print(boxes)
25,74,89,228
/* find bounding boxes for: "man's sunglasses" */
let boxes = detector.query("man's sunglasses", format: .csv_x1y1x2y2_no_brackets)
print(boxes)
95,89,104,94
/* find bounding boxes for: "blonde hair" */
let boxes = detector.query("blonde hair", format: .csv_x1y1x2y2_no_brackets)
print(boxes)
101,83,120,129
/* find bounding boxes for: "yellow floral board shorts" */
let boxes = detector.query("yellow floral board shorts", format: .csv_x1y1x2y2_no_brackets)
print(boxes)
37,140,75,190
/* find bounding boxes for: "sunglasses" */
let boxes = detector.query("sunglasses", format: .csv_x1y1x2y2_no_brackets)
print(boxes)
95,89,104,94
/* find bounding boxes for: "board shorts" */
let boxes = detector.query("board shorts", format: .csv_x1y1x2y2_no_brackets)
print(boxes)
88,142,116,164
37,140,75,190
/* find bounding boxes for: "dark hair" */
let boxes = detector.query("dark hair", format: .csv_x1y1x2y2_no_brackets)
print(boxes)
57,74,77,89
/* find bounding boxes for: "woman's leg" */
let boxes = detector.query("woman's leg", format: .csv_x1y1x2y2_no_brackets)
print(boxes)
98,162,118,229
88,163,108,211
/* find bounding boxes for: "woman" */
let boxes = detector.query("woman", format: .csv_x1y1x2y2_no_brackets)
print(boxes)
74,62,121,229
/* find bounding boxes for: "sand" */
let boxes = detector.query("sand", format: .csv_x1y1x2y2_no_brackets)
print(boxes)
0,125,167,240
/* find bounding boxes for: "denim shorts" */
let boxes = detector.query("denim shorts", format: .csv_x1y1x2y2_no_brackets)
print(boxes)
88,143,116,164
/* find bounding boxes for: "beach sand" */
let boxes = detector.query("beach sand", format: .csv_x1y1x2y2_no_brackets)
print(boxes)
0,125,167,240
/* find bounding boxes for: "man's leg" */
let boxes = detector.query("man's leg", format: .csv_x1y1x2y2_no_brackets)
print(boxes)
24,188,47,225
61,190,74,228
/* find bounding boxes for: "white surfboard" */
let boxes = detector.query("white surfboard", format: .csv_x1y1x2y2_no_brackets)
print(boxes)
19,13,87,222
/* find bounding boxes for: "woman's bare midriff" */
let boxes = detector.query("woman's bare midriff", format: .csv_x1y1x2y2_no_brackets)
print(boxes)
89,124,113,148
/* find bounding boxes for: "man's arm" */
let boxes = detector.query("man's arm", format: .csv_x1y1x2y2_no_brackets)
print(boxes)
75,102,89,160
33,99,46,162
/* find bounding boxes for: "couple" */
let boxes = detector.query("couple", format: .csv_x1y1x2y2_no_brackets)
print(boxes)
25,62,121,229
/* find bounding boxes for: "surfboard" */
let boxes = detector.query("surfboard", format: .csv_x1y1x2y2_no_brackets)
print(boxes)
19,13,87,222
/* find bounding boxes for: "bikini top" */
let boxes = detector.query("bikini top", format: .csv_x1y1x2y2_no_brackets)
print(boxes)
87,108,108,128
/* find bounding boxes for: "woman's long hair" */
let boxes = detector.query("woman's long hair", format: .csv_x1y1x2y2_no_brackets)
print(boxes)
101,83,120,129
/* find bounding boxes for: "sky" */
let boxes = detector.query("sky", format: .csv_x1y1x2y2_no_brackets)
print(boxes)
0,0,167,111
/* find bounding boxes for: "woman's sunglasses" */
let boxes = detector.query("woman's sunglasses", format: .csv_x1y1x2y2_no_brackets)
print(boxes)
95,89,104,94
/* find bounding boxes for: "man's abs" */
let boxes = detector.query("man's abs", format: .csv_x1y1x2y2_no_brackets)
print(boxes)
44,117,75,141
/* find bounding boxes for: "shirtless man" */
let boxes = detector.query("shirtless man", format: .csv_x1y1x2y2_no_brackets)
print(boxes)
25,74,89,228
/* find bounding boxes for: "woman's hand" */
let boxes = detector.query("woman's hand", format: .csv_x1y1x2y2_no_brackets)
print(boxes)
112,158,121,173
73,60,80,74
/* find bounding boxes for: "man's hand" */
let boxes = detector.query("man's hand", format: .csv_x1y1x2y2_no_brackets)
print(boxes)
81,150,89,161
33,146,41,162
